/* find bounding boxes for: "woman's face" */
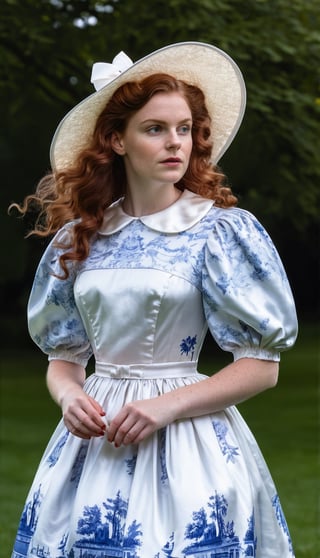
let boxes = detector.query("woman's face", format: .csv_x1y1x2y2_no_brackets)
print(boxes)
111,91,193,191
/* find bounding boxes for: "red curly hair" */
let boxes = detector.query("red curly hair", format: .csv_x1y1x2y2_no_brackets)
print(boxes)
12,73,237,278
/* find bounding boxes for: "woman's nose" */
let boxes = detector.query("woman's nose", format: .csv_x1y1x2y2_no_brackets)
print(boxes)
166,131,181,150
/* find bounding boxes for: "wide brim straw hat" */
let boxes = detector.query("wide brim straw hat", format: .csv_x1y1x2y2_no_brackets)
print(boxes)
50,41,246,172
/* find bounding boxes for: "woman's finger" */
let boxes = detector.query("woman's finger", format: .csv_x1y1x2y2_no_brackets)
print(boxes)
64,397,107,438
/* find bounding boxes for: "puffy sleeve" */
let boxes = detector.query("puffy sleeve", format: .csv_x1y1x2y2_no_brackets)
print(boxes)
27,224,93,367
201,207,298,362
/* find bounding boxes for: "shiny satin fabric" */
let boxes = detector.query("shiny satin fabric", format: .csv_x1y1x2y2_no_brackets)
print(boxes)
74,269,207,366
14,190,297,557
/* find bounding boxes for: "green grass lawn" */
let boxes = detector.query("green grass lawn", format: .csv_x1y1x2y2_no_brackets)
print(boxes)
0,323,318,557
238,324,319,558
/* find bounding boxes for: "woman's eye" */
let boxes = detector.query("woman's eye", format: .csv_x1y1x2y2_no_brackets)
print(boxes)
145,123,191,135
178,125,191,135
147,125,161,134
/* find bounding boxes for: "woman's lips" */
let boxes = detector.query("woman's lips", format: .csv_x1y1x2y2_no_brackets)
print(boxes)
161,157,182,165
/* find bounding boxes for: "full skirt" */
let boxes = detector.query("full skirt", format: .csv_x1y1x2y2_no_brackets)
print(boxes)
12,371,294,558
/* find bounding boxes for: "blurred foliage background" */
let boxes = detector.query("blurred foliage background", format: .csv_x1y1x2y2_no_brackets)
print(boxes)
0,2,319,554
1,0,319,349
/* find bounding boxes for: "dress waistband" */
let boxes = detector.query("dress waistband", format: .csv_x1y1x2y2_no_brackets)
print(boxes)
94,361,198,379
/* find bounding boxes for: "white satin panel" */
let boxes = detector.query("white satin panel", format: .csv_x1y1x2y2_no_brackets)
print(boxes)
74,268,207,366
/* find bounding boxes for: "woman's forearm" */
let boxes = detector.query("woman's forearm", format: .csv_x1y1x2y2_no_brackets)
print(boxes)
46,359,106,439
46,359,86,407
163,357,279,421
107,357,279,447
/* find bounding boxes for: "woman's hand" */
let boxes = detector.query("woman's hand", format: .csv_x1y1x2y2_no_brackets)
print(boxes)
46,359,106,439
107,396,175,447
61,388,106,439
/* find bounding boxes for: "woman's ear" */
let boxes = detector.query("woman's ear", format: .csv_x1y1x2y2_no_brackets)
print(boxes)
111,132,126,155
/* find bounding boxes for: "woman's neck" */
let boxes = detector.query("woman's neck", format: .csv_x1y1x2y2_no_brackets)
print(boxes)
122,185,182,217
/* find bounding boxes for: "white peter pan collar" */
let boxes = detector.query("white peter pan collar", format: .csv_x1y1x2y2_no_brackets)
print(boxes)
98,189,214,235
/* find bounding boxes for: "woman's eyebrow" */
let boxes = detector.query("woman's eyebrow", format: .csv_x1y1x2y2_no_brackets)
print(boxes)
140,117,193,125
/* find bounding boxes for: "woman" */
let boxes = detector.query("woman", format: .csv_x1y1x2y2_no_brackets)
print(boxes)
11,42,297,558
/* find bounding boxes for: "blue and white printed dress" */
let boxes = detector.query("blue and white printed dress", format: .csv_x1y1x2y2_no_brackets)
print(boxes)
12,189,298,558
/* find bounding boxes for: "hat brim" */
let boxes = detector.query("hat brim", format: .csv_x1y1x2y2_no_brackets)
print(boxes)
50,42,246,171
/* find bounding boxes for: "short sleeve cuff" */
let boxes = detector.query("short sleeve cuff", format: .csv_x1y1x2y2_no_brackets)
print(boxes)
48,351,89,368
232,347,280,362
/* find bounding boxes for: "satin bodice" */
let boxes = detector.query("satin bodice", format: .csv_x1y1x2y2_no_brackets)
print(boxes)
27,190,298,368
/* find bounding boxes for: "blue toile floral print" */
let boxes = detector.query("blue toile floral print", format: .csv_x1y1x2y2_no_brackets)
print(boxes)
272,494,294,555
180,335,197,360
212,419,240,463
12,192,297,557
73,490,143,557
46,430,69,467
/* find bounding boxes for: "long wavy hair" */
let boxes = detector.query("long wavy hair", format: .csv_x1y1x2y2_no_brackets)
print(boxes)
11,73,237,278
